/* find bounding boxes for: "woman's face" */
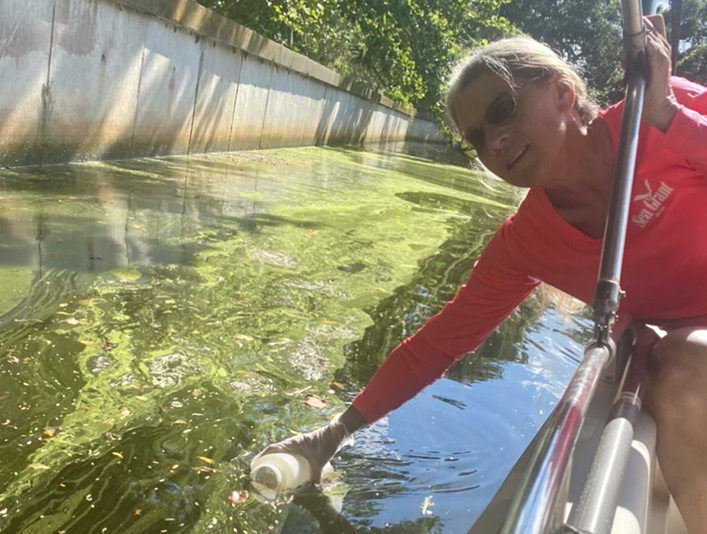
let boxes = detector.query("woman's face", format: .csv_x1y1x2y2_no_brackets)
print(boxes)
452,71,576,189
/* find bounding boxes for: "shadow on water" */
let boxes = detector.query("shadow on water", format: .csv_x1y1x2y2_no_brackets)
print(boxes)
323,144,501,202
0,143,588,534
337,188,531,392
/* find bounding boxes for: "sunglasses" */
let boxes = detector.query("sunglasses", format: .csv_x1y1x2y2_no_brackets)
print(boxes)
460,92,518,157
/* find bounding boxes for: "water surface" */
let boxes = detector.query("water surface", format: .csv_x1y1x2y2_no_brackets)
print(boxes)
0,144,590,534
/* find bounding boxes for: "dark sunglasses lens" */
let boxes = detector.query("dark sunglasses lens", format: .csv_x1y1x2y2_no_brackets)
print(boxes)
486,95,516,125
460,92,517,155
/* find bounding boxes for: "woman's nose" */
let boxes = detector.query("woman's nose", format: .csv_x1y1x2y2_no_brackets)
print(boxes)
485,124,511,152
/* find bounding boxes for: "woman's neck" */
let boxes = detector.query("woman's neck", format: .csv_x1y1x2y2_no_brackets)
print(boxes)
544,116,615,211
543,117,616,239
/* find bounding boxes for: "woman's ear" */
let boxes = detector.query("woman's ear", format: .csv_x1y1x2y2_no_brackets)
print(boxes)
556,77,576,111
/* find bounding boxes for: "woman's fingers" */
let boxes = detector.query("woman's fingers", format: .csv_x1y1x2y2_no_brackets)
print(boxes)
645,13,666,37
253,417,352,484
644,18,670,67
642,16,678,132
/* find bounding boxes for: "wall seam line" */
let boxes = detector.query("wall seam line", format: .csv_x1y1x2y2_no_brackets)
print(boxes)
37,0,57,167
226,52,245,153
187,42,205,155
257,66,274,150
129,44,147,159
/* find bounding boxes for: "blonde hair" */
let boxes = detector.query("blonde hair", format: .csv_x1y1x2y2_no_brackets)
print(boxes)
446,36,599,132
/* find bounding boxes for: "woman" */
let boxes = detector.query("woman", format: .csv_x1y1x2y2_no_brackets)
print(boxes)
259,20,707,533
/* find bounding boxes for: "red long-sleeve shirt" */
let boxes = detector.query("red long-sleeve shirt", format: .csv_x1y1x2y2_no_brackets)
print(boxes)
352,77,707,424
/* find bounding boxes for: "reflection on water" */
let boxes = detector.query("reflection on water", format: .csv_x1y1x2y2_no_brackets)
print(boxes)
0,144,590,534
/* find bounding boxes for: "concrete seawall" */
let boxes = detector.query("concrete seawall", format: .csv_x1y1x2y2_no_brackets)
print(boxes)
0,0,446,168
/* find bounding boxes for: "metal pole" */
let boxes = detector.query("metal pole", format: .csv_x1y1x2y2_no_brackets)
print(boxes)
592,71,645,346
592,0,647,348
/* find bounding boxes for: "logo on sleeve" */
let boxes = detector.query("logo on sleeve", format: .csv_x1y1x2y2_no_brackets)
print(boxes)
631,180,673,228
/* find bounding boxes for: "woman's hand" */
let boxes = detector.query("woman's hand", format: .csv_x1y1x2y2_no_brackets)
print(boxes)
255,414,354,483
642,16,679,132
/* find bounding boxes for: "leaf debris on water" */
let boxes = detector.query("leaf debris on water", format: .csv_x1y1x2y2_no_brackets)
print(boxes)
29,463,50,470
304,394,326,409
192,466,215,473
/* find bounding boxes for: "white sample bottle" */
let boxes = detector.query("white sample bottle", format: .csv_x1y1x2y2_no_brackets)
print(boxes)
250,452,312,497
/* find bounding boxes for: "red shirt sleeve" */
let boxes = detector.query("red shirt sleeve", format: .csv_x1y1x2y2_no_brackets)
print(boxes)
351,218,539,423
661,77,707,174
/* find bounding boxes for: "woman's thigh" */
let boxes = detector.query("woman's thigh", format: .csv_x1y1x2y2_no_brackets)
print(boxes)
645,326,707,420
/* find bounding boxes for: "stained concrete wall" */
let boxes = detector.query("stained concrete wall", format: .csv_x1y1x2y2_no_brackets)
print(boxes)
0,0,445,167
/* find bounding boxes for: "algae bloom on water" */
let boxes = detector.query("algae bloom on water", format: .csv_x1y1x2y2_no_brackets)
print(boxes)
0,145,587,534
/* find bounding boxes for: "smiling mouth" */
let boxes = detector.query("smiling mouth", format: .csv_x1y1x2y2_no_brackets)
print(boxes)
507,145,529,170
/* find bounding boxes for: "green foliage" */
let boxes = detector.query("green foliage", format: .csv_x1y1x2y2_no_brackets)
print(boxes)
499,0,707,105
198,0,705,130
664,0,707,46
662,0,707,84
678,43,707,84
500,0,625,105
197,0,515,124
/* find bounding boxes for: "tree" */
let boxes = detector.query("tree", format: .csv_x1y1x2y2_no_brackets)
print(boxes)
661,0,707,85
196,0,516,124
197,0,704,128
500,0,625,105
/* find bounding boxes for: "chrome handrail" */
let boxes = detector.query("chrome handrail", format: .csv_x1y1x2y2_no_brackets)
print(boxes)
499,344,614,534
498,0,652,529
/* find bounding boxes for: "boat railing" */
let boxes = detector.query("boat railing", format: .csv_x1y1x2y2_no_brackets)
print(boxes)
498,342,616,534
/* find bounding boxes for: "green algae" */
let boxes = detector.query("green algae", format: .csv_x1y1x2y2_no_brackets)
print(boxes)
0,144,522,534
0,267,34,316
109,267,143,282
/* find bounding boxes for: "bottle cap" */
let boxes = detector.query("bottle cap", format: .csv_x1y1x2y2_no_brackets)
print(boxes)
251,460,283,499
